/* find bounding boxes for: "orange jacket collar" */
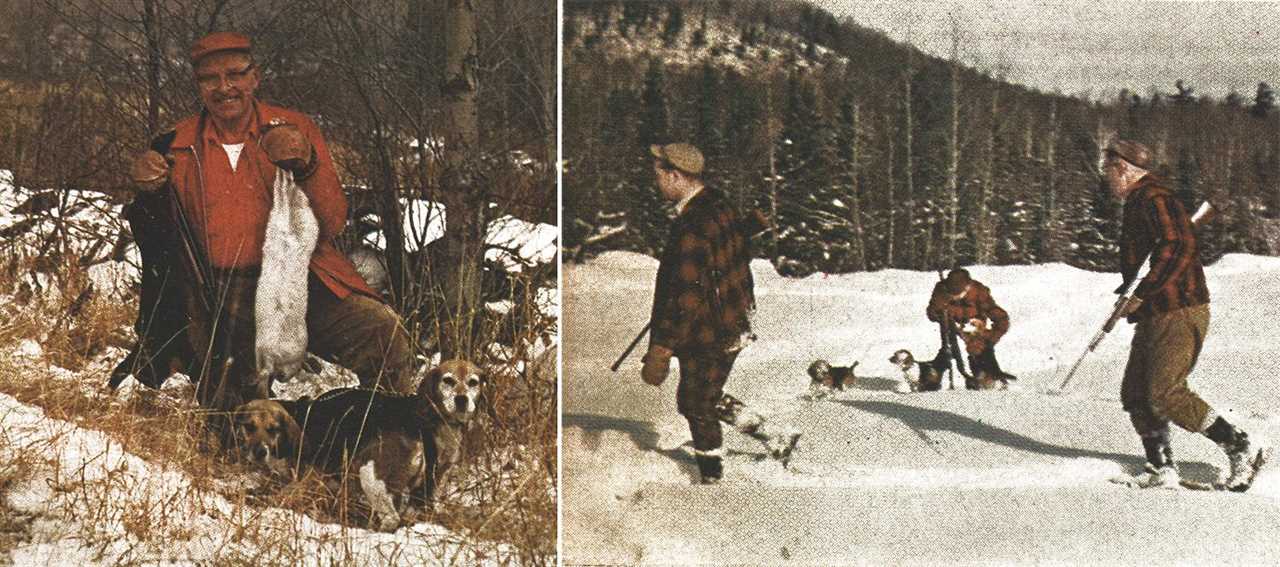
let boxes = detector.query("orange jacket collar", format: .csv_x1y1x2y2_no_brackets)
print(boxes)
170,99,296,148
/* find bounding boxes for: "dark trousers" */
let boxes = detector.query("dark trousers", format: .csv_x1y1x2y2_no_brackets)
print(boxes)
190,271,415,412
675,350,740,452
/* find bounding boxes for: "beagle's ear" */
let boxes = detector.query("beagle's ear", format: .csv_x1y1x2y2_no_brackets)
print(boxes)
280,412,302,456
418,365,442,396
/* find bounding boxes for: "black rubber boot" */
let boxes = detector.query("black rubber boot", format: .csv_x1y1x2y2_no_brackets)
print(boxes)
1140,426,1174,469
695,452,723,484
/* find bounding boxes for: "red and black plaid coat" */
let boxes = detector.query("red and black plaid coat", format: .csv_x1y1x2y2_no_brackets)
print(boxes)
1120,176,1209,319
927,280,1009,355
649,187,756,356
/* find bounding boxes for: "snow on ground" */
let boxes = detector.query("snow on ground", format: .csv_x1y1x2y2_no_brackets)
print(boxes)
0,171,138,300
563,251,1280,565
0,347,523,566
367,199,558,272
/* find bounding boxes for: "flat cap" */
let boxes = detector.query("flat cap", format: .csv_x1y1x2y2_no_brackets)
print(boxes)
649,143,704,176
190,32,251,64
1105,139,1153,171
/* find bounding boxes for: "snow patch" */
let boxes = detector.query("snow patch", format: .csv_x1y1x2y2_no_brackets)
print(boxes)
0,392,523,565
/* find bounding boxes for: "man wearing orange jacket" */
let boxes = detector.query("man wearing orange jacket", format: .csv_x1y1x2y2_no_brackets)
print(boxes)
126,32,414,411
927,268,1014,389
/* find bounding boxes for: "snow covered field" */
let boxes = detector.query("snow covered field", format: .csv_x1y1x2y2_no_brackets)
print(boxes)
562,252,1280,565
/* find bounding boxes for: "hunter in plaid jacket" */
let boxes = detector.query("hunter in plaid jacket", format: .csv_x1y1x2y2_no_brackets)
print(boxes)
649,186,757,357
1119,175,1209,320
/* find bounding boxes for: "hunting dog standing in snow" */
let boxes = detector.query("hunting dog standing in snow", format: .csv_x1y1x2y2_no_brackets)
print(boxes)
806,359,858,399
887,349,946,392
957,317,1012,390
243,359,484,530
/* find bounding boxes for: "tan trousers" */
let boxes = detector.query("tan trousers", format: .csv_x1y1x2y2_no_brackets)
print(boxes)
1120,303,1212,436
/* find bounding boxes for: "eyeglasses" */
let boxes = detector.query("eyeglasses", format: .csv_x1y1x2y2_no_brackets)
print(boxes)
196,63,255,89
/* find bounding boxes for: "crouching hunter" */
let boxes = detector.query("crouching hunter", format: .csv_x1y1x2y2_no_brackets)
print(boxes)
639,142,799,485
927,268,1015,389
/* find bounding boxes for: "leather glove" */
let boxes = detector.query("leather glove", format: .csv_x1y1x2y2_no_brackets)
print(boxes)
641,345,673,386
1119,296,1143,320
261,123,316,178
128,150,170,191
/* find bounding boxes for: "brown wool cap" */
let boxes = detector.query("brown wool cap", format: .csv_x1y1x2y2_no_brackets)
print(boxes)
649,143,705,175
190,32,252,64
944,268,971,295
1105,139,1153,171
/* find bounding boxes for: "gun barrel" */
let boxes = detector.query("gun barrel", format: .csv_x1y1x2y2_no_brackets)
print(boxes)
611,322,652,372
1086,330,1106,352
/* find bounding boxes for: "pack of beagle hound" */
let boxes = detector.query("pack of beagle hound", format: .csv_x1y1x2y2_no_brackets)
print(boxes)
232,359,484,531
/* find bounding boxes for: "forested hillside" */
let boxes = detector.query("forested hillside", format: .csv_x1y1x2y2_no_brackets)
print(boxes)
563,0,1280,275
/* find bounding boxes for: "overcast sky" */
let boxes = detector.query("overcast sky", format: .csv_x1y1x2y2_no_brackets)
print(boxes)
814,0,1280,101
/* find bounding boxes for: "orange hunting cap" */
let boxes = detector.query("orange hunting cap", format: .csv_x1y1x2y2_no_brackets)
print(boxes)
189,32,251,64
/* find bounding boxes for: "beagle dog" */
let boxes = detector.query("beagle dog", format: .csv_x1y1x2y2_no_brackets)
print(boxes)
888,349,947,392
806,359,857,399
232,398,303,477
284,359,485,531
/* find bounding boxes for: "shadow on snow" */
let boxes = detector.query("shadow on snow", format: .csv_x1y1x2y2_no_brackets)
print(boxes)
839,399,1220,481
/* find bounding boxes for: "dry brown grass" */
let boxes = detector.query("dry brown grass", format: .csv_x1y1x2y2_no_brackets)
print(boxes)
0,421,38,564
0,255,557,565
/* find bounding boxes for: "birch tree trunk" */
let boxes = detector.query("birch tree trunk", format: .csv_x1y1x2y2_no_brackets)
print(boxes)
441,0,485,358
975,89,998,264
1041,99,1060,262
765,85,780,260
946,38,960,267
903,68,916,268
885,112,896,268
848,102,867,272
142,0,161,137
